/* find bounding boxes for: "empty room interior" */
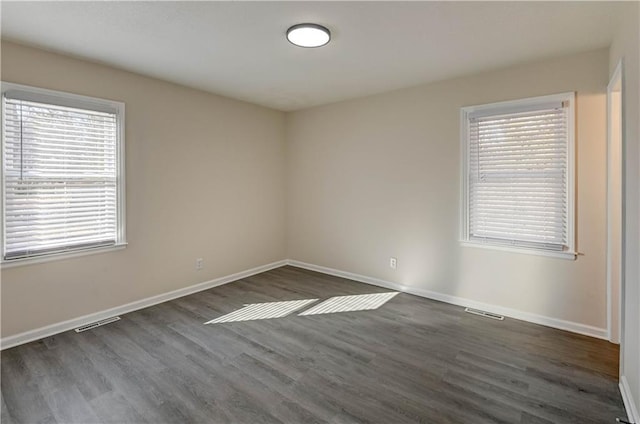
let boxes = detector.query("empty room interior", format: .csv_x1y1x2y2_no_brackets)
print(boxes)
1,1,639,423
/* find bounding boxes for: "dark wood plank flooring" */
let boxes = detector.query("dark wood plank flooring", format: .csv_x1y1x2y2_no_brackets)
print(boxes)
1,266,626,423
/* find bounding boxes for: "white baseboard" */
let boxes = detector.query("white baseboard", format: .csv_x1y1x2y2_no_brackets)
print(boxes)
1,258,609,350
0,260,287,350
286,260,608,340
620,376,640,423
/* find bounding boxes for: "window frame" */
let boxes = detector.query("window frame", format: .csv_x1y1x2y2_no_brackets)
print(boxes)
1,82,126,268
460,92,576,260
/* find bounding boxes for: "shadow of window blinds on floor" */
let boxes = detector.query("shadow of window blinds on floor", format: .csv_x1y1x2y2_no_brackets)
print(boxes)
298,292,399,316
204,292,400,324
204,299,318,324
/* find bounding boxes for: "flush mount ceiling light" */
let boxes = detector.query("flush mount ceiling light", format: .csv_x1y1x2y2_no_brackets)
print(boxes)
286,23,331,48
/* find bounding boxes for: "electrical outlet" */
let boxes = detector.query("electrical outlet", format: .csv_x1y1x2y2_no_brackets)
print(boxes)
195,258,204,270
389,257,397,269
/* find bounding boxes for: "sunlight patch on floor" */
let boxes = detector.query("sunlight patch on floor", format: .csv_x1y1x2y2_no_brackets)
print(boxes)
205,299,318,324
298,292,399,316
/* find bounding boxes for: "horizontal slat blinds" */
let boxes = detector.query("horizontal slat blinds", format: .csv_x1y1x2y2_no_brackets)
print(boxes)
3,97,118,259
467,104,569,250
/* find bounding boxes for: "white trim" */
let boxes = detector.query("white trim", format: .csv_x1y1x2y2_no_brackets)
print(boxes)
567,91,576,255
460,240,577,260
1,243,128,269
606,59,624,345
1,82,122,114
460,92,576,257
0,259,287,350
287,260,607,340
607,60,623,94
1,90,6,271
1,259,609,350
0,81,127,263
460,107,470,248
116,100,127,249
620,376,640,423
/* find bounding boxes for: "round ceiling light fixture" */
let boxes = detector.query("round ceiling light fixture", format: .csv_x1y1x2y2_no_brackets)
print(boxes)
286,23,331,48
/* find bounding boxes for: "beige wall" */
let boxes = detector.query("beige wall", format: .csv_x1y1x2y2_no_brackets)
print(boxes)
0,41,287,337
287,49,610,330
0,40,621,360
610,1,640,415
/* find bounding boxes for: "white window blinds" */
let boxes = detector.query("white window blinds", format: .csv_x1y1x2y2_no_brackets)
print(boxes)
462,93,574,254
2,89,124,261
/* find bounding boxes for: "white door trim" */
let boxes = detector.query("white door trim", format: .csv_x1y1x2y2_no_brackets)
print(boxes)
606,59,624,346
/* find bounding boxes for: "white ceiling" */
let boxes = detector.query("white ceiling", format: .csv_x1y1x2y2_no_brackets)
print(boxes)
1,1,625,111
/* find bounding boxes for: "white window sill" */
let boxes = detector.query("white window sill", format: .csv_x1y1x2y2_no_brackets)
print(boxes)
460,241,577,260
1,243,128,269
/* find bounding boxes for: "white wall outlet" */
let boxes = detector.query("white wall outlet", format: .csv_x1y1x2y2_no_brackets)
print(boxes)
389,257,397,269
195,258,204,270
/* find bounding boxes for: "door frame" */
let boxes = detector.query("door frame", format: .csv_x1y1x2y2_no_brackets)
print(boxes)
606,59,624,346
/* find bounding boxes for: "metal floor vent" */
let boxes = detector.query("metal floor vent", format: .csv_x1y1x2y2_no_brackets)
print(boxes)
75,316,121,333
464,308,504,321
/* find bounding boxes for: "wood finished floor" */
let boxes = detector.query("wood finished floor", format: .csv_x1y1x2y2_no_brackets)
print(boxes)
1,266,626,424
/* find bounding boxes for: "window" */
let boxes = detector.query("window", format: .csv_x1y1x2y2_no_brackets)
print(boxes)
1,83,125,265
460,92,575,259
